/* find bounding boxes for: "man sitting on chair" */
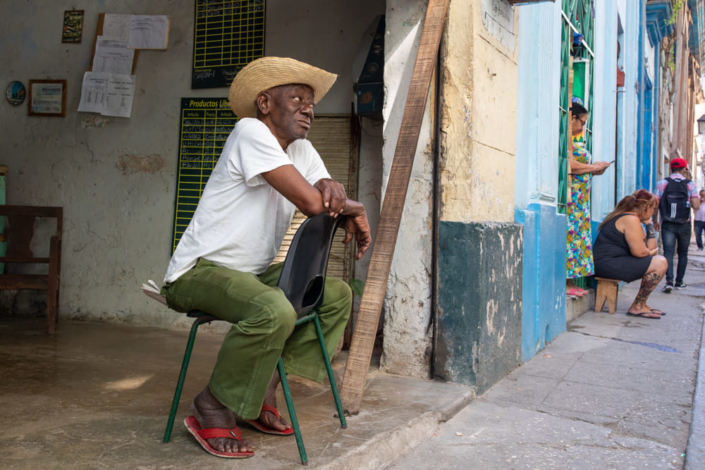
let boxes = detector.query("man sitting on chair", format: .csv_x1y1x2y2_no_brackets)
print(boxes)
161,57,371,459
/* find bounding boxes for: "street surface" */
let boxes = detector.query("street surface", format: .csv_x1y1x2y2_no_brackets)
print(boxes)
390,247,705,469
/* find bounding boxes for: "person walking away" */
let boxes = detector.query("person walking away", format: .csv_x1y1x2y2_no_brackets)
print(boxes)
594,190,667,319
654,157,700,292
694,190,705,251
566,98,613,298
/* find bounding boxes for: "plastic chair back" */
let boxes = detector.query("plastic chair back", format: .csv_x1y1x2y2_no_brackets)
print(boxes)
277,214,343,317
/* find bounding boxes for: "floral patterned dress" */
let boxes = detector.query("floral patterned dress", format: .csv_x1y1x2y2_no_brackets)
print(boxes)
566,133,595,279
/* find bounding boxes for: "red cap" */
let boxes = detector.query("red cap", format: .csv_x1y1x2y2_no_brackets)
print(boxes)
671,157,688,169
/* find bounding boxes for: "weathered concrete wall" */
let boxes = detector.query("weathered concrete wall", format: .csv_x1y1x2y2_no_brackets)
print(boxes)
439,0,518,224
435,222,523,393
434,0,523,393
379,0,435,378
0,0,384,326
433,0,523,391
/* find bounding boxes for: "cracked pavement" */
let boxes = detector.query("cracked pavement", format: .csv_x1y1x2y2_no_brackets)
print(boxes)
390,247,705,469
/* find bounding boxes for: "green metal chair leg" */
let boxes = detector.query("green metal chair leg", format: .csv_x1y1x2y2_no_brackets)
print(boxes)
313,314,347,429
278,358,308,465
163,317,207,443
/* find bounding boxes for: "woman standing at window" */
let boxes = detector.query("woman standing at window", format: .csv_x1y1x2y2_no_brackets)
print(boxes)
566,98,612,297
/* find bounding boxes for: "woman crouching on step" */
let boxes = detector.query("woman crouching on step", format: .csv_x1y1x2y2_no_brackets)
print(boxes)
593,190,667,319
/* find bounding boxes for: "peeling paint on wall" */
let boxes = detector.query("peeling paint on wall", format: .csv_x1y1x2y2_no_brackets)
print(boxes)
81,116,112,129
379,0,435,379
116,154,166,175
435,221,523,393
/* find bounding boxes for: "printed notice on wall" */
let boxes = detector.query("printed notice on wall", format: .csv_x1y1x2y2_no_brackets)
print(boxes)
93,37,135,74
481,0,515,53
102,13,131,41
172,98,238,251
104,74,136,117
78,72,136,117
191,0,266,89
128,15,169,49
78,72,109,113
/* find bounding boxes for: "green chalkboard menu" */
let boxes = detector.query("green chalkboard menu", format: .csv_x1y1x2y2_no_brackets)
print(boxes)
192,0,266,89
172,98,238,251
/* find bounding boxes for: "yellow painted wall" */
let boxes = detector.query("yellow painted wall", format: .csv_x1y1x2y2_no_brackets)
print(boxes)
440,0,519,223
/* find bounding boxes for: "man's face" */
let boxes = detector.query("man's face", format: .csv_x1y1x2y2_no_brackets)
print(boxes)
263,84,315,143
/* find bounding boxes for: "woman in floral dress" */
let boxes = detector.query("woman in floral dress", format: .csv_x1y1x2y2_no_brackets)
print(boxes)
566,99,612,297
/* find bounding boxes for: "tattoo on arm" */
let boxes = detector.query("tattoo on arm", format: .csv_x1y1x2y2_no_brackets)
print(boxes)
645,223,656,240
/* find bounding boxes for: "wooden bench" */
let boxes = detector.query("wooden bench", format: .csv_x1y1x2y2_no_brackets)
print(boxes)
0,206,63,333
595,277,619,315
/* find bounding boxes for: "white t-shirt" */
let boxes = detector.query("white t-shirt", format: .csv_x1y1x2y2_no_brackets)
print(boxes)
164,118,330,283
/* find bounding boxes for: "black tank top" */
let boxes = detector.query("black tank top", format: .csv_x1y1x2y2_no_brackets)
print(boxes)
593,213,639,261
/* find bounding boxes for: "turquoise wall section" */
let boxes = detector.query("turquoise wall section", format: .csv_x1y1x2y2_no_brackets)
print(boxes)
514,1,566,361
591,0,620,222
515,205,567,361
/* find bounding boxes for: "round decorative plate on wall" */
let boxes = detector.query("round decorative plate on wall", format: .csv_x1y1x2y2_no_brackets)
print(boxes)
6,81,26,106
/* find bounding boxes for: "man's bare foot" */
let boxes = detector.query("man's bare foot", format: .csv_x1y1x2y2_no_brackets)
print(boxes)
258,370,292,433
192,386,254,454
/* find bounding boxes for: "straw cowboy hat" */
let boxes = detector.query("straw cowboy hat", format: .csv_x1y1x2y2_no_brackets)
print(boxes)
229,57,338,118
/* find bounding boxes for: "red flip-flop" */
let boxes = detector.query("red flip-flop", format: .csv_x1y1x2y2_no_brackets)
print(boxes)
184,415,254,459
245,404,294,436
567,287,585,297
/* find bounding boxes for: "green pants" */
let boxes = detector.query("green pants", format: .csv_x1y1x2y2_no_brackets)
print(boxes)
162,258,351,420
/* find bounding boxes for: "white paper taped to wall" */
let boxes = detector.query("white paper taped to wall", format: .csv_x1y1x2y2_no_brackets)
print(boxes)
102,14,131,41
128,15,169,49
78,73,135,118
103,74,136,118
93,36,134,75
77,72,109,114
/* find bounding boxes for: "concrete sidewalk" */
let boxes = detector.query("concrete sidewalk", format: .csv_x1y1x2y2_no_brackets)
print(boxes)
391,249,705,469
0,317,473,470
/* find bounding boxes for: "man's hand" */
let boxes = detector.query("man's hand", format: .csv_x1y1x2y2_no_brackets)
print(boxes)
314,179,347,217
338,200,371,260
343,214,372,260
654,221,660,232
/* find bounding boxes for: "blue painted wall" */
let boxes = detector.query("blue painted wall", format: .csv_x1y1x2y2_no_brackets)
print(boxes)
514,1,566,361
515,206,567,361
636,0,647,185
592,0,620,222
617,0,643,198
